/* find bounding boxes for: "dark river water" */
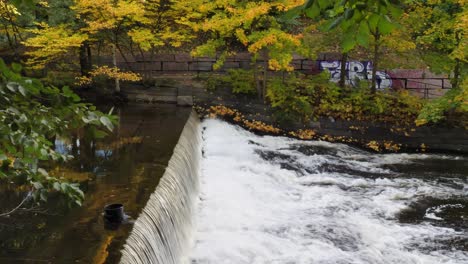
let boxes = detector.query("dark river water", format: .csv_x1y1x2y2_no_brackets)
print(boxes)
0,104,191,263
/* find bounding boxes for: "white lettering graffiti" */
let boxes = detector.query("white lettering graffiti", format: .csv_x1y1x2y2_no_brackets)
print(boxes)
319,61,392,89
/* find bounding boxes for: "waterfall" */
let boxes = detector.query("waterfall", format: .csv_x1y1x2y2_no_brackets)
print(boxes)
120,111,201,264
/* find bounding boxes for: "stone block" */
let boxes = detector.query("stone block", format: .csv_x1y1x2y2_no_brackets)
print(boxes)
301,60,316,70
163,62,189,71
178,86,192,96
129,62,144,71
234,52,252,61
194,56,216,62
291,60,303,70
154,54,175,62
308,121,321,129
175,53,192,62
177,96,193,106
154,95,177,103
189,62,213,71
135,94,153,103
220,61,240,71
292,54,305,60
239,61,252,70
146,62,162,71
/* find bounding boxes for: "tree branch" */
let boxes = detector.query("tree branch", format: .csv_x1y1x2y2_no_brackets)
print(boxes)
0,191,32,217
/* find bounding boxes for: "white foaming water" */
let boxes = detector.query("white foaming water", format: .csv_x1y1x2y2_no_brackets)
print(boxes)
120,111,201,264
191,119,468,264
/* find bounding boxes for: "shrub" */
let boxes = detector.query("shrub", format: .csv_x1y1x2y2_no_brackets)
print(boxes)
416,77,468,127
267,74,313,124
202,69,256,94
226,69,256,94
267,72,423,126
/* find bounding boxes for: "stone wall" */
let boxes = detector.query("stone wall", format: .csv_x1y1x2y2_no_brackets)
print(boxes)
100,52,317,74
101,52,451,95
118,75,467,155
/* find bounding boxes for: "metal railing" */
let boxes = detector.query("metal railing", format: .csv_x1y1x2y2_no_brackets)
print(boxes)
389,77,452,99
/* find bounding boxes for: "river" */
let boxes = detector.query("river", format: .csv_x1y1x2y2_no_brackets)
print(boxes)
0,104,191,263
190,119,467,264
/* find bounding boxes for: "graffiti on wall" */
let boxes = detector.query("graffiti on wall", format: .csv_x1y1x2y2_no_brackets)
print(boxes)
319,61,392,89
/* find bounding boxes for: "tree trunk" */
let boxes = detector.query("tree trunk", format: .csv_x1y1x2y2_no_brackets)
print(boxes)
112,44,120,93
254,62,262,100
452,59,461,88
339,52,348,88
79,42,91,76
116,42,135,72
86,43,92,70
371,32,380,94
262,49,268,102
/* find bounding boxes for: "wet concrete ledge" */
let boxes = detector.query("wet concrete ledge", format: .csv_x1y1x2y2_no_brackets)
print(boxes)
120,81,468,155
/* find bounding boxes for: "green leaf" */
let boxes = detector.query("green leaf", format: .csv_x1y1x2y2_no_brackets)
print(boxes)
6,82,18,92
344,9,354,20
33,181,43,190
388,5,403,18
60,182,68,192
357,22,370,47
305,2,320,18
317,0,330,9
100,116,114,132
304,0,314,9
282,6,302,21
87,112,98,122
40,191,47,202
327,16,344,31
11,63,22,73
40,148,48,157
92,129,108,139
53,182,61,191
378,16,396,35
38,168,48,177
368,14,380,32
17,85,27,96
341,35,356,52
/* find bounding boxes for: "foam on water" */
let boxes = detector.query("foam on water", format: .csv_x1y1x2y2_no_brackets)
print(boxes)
190,119,468,264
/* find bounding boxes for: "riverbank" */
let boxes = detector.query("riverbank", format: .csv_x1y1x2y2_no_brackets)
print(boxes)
106,74,468,154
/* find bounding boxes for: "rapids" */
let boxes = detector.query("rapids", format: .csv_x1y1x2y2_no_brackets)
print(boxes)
190,119,467,264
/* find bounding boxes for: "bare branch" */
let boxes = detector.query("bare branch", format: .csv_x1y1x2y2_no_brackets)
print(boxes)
0,191,32,217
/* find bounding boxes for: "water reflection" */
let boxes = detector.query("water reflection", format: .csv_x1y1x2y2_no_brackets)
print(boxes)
0,104,191,263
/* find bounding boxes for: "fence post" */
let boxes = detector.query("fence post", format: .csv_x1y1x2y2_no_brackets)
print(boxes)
424,83,428,99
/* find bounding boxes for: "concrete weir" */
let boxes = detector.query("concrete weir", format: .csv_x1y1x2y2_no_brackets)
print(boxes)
120,111,201,264
124,84,193,106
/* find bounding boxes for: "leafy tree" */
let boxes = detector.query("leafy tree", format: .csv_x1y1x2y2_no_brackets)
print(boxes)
22,23,88,70
0,0,25,56
128,0,193,52
180,0,304,98
405,0,467,88
0,59,115,210
416,76,467,126
302,0,407,93
73,0,144,91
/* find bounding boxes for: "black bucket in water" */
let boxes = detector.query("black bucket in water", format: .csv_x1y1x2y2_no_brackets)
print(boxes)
104,203,125,223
